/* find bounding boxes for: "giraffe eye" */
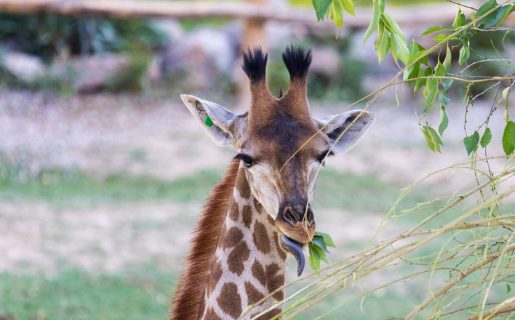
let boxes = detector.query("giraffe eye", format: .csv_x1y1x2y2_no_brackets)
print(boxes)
234,153,255,168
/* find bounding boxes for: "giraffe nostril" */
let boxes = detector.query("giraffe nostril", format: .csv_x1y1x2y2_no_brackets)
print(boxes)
283,208,297,226
306,207,314,222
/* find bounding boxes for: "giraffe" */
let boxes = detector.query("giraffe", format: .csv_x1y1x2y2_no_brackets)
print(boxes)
171,46,374,320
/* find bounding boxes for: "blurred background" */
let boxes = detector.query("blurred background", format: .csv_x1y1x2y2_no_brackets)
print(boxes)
0,0,513,319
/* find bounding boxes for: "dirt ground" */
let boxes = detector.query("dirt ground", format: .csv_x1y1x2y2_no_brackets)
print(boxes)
0,89,511,274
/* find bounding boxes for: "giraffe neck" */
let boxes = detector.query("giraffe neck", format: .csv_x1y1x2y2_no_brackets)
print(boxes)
200,166,287,320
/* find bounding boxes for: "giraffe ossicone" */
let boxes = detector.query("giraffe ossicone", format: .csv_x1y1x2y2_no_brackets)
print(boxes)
172,45,375,320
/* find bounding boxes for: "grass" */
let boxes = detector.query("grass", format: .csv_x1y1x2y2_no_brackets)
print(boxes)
0,269,422,320
0,167,223,206
1,162,482,320
0,267,175,320
0,162,413,213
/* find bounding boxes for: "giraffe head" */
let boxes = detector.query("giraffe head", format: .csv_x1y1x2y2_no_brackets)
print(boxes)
181,46,374,275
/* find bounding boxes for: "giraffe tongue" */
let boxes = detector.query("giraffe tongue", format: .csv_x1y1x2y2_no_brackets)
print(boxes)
281,235,305,277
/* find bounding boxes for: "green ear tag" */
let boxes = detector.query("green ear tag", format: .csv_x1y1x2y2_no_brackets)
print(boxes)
204,116,214,127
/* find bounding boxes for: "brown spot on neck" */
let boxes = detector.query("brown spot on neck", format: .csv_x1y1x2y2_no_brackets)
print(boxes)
217,282,242,318
228,241,250,275
245,282,264,305
221,227,244,249
253,221,271,254
266,263,285,301
242,205,252,228
236,168,251,199
252,260,266,286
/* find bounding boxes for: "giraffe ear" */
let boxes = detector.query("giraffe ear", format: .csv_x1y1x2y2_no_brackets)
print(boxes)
180,94,246,146
317,110,375,154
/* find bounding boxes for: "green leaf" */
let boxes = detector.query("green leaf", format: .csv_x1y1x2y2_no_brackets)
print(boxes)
443,46,452,72
439,105,448,136
464,131,480,155
477,0,497,27
502,121,515,155
458,42,470,65
403,61,420,83
339,0,354,15
442,79,454,91
410,42,429,66
312,0,332,21
415,67,432,92
422,125,443,152
390,32,410,64
452,8,467,28
480,127,492,148
422,126,435,152
477,0,496,17
480,5,513,28
312,235,329,253
308,242,321,272
381,14,405,39
433,33,448,43
374,23,390,62
364,0,384,42
435,61,446,77
422,25,447,35
424,76,439,110
428,126,443,152
315,231,336,248
331,0,344,27
507,283,512,294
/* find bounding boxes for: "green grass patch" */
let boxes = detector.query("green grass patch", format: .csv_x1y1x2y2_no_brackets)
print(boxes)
314,169,420,213
0,161,417,213
0,166,223,206
0,268,174,320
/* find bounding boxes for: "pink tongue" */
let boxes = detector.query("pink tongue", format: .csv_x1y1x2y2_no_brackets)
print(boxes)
281,235,305,276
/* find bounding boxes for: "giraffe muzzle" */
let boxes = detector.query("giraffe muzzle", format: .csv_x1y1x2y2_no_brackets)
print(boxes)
275,205,316,245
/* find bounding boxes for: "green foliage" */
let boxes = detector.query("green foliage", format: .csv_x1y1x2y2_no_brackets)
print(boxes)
359,0,513,154
480,127,492,148
0,13,167,61
308,231,335,272
502,121,515,155
421,125,443,153
463,131,480,155
312,0,355,27
438,105,448,136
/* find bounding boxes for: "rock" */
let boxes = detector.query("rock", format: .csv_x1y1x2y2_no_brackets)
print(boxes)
311,46,341,76
49,53,157,93
160,27,238,89
152,19,184,42
0,51,45,82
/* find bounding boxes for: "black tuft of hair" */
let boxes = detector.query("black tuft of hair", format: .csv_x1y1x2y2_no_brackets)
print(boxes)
242,47,268,82
282,45,312,79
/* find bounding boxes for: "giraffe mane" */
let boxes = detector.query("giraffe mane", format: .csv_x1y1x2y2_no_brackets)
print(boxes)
171,160,240,320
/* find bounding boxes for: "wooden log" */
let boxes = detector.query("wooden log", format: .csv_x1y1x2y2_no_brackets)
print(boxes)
0,0,511,27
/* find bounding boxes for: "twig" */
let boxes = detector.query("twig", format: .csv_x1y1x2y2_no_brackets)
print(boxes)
444,0,478,11
404,243,515,320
